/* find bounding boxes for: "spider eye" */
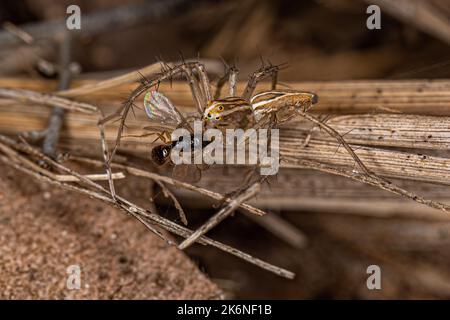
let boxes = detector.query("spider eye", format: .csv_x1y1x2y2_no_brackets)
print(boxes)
218,106,223,111
216,116,220,120
208,113,212,118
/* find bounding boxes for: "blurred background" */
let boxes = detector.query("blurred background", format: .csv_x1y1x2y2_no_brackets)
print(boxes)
1,0,450,299
1,0,450,79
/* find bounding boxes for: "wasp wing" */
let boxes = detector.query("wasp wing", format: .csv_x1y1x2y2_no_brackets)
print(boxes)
144,90,184,126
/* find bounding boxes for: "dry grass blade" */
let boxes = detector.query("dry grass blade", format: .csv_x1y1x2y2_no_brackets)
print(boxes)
70,156,267,217
281,138,450,185
283,156,450,213
0,135,294,279
179,182,261,250
243,212,308,249
59,59,222,98
3,79,450,115
285,114,450,150
0,88,98,113
156,179,188,225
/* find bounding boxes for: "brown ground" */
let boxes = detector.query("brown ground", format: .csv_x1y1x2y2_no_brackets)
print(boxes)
0,168,223,299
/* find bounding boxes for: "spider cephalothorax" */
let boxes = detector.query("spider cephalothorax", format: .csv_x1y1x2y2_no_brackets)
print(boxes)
108,61,322,181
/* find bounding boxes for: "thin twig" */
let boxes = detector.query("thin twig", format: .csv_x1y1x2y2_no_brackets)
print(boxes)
0,87,99,113
59,59,223,98
2,21,57,76
0,1,189,47
156,179,188,225
0,138,294,279
69,155,267,217
244,212,308,249
42,32,73,158
283,156,450,213
178,182,261,250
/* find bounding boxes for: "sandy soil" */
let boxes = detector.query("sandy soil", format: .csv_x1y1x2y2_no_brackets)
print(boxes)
0,168,223,299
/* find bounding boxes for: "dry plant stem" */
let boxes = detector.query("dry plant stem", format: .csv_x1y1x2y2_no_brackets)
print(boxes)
244,212,308,249
0,84,116,198
42,32,73,158
0,135,109,198
97,121,117,199
52,172,125,182
0,144,122,183
0,155,113,203
283,156,450,213
303,114,450,150
179,183,261,250
0,88,98,113
70,156,267,217
2,155,170,243
2,22,56,77
0,139,294,278
118,196,294,279
155,179,188,225
292,111,450,212
281,139,450,185
59,59,222,98
0,1,189,47
13,86,117,203
60,61,172,97
5,101,449,184
0,136,170,242
0,141,121,182
2,22,34,44
0,88,116,198
7,79,450,115
2,87,447,212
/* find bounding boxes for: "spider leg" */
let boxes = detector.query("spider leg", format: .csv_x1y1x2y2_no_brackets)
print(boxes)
99,61,208,164
214,65,239,99
228,66,239,97
242,62,287,101
297,110,372,176
180,63,205,115
153,131,172,144
214,71,229,100
194,62,212,105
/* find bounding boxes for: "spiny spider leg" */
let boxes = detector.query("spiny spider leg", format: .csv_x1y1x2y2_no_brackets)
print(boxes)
99,61,208,164
242,63,283,101
180,63,205,114
228,66,239,97
193,63,212,105
213,57,230,99
214,64,239,99
297,110,372,176
214,71,229,99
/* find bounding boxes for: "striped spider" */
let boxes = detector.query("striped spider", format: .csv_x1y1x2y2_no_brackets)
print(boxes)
100,59,370,178
97,58,450,219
